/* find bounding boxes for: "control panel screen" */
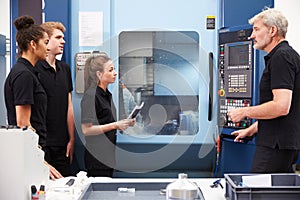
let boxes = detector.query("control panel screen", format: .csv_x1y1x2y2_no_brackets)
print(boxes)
218,40,253,129
229,44,249,66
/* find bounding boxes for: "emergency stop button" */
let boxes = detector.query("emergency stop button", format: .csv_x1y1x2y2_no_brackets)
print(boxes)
218,89,225,97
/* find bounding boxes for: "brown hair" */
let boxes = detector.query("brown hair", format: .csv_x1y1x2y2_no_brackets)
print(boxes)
14,15,45,57
40,21,66,37
84,53,111,92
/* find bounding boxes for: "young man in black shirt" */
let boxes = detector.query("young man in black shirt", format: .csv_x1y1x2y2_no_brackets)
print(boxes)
36,22,75,176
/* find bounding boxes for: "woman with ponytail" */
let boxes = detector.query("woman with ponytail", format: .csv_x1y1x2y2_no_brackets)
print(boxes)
81,53,135,177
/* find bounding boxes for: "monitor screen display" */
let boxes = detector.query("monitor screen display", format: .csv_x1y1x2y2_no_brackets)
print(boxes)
229,44,249,66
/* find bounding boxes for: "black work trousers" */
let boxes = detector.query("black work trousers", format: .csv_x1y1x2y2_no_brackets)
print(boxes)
44,146,71,177
251,145,299,173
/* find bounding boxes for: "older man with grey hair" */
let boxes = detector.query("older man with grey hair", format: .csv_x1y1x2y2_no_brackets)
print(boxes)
227,8,300,173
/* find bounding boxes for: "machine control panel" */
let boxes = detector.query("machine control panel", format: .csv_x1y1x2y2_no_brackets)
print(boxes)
219,42,252,98
219,98,252,128
218,36,253,129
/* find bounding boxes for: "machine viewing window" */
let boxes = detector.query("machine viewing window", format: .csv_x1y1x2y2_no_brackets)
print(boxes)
228,44,249,66
118,31,199,136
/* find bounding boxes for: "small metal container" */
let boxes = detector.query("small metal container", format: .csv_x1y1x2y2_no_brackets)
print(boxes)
166,173,199,200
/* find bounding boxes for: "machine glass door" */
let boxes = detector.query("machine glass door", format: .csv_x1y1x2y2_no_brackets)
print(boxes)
118,31,200,137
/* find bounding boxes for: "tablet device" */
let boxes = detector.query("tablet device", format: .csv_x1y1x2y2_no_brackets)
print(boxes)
127,102,144,119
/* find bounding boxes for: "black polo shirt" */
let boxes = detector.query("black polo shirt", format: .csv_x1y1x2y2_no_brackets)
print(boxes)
4,57,47,148
257,41,300,150
81,86,117,170
81,86,117,145
35,59,73,146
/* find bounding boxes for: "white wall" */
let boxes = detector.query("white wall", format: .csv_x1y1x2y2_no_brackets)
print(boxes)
0,0,10,73
275,0,300,54
0,0,9,36
0,0,9,125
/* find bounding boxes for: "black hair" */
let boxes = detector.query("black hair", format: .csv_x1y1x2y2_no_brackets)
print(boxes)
14,15,45,57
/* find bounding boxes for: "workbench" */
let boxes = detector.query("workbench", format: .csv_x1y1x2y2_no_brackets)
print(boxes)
46,176,226,200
